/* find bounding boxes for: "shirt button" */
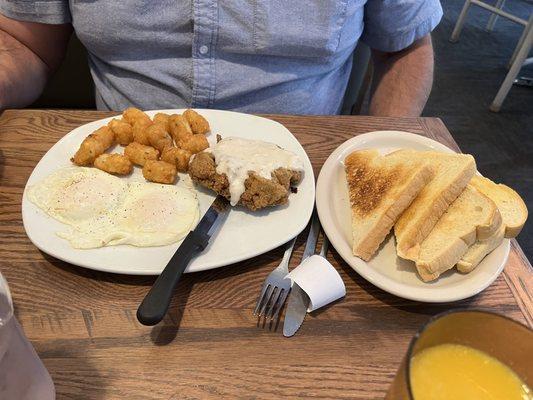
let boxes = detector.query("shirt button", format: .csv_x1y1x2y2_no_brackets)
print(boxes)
199,45,209,55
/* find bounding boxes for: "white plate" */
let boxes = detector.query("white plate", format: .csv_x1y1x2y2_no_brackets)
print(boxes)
316,131,509,303
22,109,315,275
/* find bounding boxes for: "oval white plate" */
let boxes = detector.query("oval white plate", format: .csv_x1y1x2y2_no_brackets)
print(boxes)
316,131,509,303
22,109,315,275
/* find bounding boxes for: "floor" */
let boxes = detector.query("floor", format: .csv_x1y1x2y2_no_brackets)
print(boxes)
424,0,533,259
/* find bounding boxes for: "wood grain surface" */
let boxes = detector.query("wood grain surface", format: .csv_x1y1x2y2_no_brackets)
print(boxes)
0,110,531,400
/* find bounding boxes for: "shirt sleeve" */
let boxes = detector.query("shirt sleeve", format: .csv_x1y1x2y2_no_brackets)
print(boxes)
0,0,71,24
361,0,442,52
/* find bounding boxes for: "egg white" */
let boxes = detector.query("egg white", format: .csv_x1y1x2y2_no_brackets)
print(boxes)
28,167,199,249
27,167,128,225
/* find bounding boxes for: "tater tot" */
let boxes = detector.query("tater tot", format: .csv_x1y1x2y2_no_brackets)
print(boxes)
71,126,114,166
122,107,151,126
92,125,115,148
183,109,210,135
94,153,133,175
168,114,193,145
153,113,171,131
142,160,177,184
180,134,209,154
71,136,106,166
161,147,192,172
124,142,160,166
108,118,133,145
146,123,173,152
132,120,152,145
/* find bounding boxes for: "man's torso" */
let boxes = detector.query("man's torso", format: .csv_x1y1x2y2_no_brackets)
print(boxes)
70,0,365,112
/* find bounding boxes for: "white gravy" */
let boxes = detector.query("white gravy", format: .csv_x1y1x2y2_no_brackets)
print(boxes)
209,137,304,206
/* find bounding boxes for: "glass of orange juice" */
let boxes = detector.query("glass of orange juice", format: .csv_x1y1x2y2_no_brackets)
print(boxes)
386,309,532,400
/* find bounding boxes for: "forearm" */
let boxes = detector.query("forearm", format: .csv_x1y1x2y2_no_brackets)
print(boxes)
369,35,434,117
0,29,50,109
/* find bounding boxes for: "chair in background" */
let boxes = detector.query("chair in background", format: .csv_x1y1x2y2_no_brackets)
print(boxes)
491,13,532,111
485,0,506,32
449,0,532,112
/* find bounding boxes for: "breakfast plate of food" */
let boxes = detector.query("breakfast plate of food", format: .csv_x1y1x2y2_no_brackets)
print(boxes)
316,131,528,302
22,109,315,275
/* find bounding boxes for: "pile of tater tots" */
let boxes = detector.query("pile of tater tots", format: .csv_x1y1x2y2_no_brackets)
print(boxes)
71,108,210,184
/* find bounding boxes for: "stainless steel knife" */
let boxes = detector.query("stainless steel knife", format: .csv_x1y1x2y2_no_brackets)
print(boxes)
137,195,230,326
283,209,321,337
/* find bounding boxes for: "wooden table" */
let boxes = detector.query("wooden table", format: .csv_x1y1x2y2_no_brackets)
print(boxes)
0,110,531,400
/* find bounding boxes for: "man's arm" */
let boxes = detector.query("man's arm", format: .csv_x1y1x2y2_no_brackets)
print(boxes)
0,14,72,109
368,34,434,117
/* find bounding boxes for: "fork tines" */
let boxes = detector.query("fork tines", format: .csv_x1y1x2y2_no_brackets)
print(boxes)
254,284,290,320
253,238,295,323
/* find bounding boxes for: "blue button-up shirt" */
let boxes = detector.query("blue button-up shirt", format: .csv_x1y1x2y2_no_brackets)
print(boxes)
1,0,442,114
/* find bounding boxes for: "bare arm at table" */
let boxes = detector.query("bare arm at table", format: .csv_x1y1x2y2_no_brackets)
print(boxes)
369,35,434,118
0,14,72,109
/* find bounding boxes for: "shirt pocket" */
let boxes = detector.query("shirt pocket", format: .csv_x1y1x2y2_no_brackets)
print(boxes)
253,0,349,58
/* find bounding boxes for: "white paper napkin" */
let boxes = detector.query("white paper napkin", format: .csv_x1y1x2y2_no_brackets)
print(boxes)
286,255,346,312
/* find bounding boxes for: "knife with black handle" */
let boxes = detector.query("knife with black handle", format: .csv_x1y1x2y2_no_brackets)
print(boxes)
137,195,229,326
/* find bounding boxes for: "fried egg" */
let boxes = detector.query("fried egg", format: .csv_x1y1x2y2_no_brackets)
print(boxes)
27,167,128,225
28,167,199,249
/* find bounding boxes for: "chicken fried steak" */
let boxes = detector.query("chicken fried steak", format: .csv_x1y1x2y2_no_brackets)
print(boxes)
189,152,302,211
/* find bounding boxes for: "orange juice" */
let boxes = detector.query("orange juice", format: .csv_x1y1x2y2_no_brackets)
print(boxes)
410,343,531,400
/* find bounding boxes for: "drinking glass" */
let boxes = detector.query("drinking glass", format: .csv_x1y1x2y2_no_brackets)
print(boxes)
0,272,55,399
386,309,533,399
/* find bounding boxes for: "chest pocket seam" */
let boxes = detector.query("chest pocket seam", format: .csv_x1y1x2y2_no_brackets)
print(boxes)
251,0,350,59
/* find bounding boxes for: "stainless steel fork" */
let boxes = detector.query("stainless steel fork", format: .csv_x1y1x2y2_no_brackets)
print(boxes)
253,238,296,320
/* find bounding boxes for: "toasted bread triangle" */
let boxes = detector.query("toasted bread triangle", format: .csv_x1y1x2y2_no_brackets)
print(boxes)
456,175,528,273
469,175,528,238
415,185,501,281
456,225,505,273
393,150,476,261
344,149,432,261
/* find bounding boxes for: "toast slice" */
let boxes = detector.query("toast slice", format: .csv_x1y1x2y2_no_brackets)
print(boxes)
393,150,476,261
344,149,432,261
415,185,502,281
456,225,505,273
469,175,528,238
456,176,528,273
